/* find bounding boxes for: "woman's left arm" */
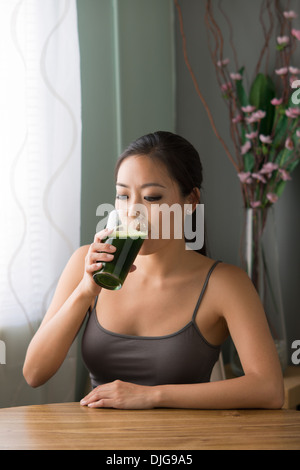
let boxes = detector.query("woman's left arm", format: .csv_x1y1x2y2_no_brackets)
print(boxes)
155,264,284,410
81,264,284,410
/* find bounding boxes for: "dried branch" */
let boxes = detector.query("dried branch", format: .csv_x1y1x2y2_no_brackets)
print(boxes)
174,0,239,171
217,0,239,72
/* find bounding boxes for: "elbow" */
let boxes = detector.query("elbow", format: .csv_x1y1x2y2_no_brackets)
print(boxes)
269,387,285,410
23,364,45,389
262,377,285,410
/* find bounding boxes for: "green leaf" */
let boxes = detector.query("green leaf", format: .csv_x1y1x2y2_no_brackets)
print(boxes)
243,152,255,172
236,67,248,108
249,73,276,136
275,148,293,166
272,113,288,147
275,180,287,198
287,159,300,174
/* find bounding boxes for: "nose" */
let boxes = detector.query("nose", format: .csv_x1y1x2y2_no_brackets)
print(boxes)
127,202,148,223
128,206,140,218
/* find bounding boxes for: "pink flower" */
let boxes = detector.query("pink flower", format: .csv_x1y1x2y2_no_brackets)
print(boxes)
266,193,279,204
283,11,298,19
259,134,273,144
289,66,300,75
285,137,294,150
285,107,300,118
278,169,292,181
221,82,232,92
271,97,283,106
241,141,251,155
253,110,266,119
252,172,267,183
277,36,290,45
250,201,262,208
232,114,242,124
260,163,278,178
275,67,288,75
246,110,266,123
230,72,242,80
245,131,258,139
237,172,252,184
241,105,256,113
291,29,300,41
217,58,230,67
296,129,300,138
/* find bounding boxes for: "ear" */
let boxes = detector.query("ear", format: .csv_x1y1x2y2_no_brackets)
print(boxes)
186,188,200,213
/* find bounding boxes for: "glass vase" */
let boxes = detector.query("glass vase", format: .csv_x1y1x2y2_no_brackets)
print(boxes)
230,207,288,376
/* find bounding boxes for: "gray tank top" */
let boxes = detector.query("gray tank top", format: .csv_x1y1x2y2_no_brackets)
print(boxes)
82,261,221,389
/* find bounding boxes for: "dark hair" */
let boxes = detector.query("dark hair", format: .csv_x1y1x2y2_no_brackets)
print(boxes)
114,131,206,255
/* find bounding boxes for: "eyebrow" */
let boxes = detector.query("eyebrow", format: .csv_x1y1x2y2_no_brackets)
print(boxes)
116,182,167,189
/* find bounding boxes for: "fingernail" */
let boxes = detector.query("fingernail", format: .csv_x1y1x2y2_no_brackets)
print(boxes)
80,400,87,405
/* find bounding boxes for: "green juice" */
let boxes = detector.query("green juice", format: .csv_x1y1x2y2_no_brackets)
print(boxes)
93,230,147,290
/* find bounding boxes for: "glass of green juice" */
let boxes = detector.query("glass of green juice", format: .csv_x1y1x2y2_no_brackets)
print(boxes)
93,209,147,290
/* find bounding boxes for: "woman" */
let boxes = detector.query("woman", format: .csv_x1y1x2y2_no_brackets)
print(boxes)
23,131,284,409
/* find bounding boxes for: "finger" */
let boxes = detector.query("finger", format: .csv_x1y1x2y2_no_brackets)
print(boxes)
85,249,115,273
94,228,114,243
85,262,103,274
90,251,115,264
129,264,137,273
80,385,112,405
87,399,114,408
90,241,116,254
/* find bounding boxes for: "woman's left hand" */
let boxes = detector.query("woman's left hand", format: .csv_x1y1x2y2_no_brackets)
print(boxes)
80,380,157,409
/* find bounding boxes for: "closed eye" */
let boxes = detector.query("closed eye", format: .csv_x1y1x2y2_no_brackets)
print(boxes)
144,196,162,202
116,194,162,202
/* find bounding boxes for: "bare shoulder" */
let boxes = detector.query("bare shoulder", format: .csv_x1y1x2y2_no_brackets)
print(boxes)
38,244,91,327
51,244,90,301
70,244,90,263
210,261,256,296
209,261,264,320
212,261,251,285
191,254,249,285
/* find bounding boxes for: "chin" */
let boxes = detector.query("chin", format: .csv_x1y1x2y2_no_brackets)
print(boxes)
138,242,156,256
138,238,171,256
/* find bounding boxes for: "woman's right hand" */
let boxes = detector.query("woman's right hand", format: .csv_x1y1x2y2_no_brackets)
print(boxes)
82,228,117,297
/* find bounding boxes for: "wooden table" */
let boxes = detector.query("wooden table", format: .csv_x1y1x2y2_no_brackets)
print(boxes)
0,402,299,450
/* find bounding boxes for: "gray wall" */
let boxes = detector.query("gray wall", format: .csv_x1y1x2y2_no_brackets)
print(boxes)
77,0,175,246
174,0,300,362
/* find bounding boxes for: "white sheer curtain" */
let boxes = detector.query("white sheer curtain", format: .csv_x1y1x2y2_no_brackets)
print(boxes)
0,0,81,407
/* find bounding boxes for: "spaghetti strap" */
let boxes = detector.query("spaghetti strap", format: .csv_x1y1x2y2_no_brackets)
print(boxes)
192,260,221,322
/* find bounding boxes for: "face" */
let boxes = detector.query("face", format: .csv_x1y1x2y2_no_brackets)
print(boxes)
115,155,191,254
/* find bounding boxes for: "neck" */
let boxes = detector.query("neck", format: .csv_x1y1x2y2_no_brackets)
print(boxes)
135,239,197,280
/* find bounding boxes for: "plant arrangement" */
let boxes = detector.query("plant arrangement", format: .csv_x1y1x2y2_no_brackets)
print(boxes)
174,0,300,372
174,0,300,212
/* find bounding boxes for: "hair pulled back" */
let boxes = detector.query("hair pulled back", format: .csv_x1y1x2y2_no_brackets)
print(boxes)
114,131,206,255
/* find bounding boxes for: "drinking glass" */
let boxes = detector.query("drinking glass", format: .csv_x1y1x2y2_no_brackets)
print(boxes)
93,209,147,290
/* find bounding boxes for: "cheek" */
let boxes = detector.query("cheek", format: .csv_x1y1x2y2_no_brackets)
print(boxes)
148,205,185,239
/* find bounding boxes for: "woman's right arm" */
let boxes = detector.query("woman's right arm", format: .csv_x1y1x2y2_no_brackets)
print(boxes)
23,229,116,387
